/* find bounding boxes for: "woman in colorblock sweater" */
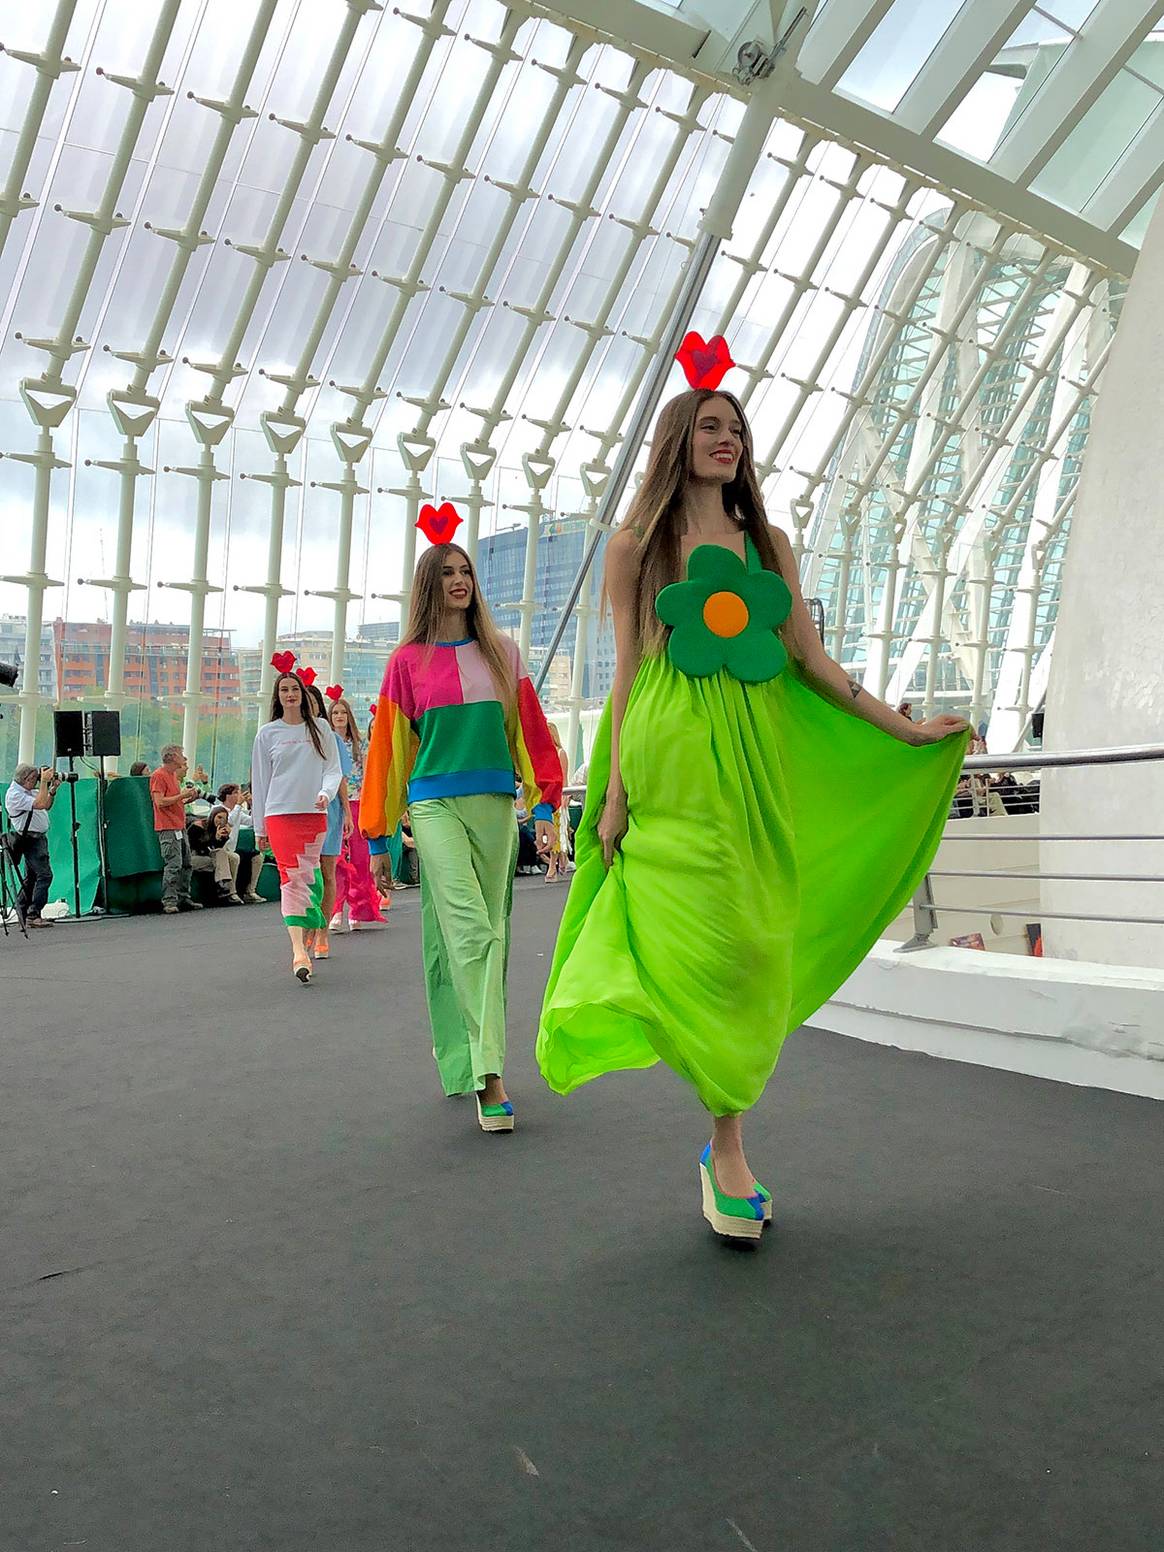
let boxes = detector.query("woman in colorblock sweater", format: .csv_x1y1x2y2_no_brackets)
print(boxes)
362,543,563,1132
251,672,343,985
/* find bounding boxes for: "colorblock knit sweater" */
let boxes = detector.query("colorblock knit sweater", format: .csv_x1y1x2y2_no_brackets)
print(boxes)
361,636,563,854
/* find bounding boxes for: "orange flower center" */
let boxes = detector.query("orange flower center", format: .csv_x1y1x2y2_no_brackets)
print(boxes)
703,590,749,639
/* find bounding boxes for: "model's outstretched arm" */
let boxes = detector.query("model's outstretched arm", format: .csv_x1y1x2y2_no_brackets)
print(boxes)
771,526,968,746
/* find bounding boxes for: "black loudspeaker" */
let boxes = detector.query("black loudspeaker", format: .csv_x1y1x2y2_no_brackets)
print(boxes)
88,710,121,757
54,710,84,757
1031,709,1045,742
54,709,122,758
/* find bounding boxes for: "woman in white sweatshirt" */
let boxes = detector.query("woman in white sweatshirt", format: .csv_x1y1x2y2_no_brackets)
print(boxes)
250,672,343,984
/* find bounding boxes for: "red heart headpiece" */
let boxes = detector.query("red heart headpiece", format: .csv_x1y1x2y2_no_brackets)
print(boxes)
271,650,296,675
416,502,463,546
297,666,317,687
676,331,735,391
324,684,344,702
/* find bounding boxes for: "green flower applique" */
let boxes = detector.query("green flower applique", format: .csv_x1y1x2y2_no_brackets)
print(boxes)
655,544,792,684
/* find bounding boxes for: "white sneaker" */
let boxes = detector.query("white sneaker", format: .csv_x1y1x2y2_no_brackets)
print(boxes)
329,911,349,932
350,918,387,931
244,892,264,903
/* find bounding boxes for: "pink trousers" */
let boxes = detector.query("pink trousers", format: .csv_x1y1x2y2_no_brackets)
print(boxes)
334,796,387,923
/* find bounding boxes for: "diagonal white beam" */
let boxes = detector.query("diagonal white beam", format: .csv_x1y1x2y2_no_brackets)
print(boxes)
991,0,1164,187
797,0,897,91
895,0,1035,137
1084,96,1164,232
779,72,1137,273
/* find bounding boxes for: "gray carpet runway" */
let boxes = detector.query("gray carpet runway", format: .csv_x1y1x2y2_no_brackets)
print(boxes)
2,884,1161,1551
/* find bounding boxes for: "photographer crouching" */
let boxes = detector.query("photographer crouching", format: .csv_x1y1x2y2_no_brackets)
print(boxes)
4,763,62,928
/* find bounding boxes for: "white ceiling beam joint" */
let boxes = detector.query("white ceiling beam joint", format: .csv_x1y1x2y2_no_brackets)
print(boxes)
797,0,898,91
991,0,1164,186
896,1,1033,137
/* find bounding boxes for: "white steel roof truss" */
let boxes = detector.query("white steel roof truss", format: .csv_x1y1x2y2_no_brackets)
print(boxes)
887,287,1109,712
991,0,1164,187
797,0,899,92
1083,92,1164,232
895,0,1036,139
0,0,80,258
757,172,921,501
800,200,967,509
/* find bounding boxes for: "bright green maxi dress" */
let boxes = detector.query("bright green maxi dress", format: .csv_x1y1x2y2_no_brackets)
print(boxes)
536,537,968,1117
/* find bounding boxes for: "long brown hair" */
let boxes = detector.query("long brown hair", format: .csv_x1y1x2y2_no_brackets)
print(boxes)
267,672,327,760
397,543,516,707
329,695,363,763
621,388,783,653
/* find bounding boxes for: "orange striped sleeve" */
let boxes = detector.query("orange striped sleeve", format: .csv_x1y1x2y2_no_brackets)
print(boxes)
361,662,418,848
513,673,563,820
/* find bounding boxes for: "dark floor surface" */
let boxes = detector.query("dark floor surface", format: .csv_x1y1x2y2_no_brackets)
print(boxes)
2,884,1161,1552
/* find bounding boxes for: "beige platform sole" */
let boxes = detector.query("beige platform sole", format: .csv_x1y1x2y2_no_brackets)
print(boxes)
476,1098,514,1133
699,1166,764,1242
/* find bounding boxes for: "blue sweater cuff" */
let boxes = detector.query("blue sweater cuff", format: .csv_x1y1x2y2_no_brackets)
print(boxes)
532,803,553,822
367,835,388,856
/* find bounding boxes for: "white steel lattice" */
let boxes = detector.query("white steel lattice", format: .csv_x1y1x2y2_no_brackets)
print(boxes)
0,0,1154,774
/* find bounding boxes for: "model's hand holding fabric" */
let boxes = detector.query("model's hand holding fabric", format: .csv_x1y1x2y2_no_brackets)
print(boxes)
906,714,972,745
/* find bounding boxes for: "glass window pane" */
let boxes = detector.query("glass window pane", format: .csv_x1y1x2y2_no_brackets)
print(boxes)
837,0,966,113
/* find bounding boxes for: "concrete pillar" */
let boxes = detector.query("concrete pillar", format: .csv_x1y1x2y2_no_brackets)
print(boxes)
1042,205,1164,968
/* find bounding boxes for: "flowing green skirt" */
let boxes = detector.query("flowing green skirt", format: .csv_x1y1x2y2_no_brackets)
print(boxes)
537,655,967,1115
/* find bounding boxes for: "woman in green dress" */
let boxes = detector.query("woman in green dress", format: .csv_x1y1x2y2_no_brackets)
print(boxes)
536,388,970,1243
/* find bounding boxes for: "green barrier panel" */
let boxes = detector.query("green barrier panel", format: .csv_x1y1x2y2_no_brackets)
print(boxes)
104,776,163,877
104,776,165,911
47,779,102,917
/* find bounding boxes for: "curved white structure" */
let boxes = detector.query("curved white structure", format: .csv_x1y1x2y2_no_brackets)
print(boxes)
1042,196,1164,969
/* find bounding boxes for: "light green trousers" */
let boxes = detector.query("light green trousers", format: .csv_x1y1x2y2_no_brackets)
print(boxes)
410,793,519,1097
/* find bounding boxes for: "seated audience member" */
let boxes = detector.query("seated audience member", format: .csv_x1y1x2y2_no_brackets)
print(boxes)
187,807,242,904
4,762,61,928
129,760,150,777
897,701,913,721
218,781,263,902
950,776,973,820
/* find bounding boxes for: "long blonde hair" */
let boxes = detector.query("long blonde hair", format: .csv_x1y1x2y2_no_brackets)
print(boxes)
329,695,363,763
396,543,516,707
621,388,783,653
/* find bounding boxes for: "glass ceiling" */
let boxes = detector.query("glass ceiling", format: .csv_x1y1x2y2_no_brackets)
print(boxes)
712,0,1164,242
0,0,1159,772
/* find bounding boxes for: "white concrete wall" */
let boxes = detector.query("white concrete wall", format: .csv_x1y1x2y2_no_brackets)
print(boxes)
810,941,1164,1100
1042,204,1164,968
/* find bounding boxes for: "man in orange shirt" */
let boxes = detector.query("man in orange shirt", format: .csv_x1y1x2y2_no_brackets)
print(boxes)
150,744,202,915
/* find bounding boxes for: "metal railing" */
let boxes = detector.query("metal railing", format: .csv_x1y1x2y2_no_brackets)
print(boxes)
898,743,1164,953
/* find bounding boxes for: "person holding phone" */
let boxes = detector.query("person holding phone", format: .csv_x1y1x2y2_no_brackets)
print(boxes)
150,745,202,915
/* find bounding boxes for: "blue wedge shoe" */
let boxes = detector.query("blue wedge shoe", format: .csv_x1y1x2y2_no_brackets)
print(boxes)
753,1179,773,1225
476,1095,515,1133
699,1143,765,1243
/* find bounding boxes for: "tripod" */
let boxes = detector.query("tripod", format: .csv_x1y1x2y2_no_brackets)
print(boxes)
63,762,82,921
0,829,30,940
